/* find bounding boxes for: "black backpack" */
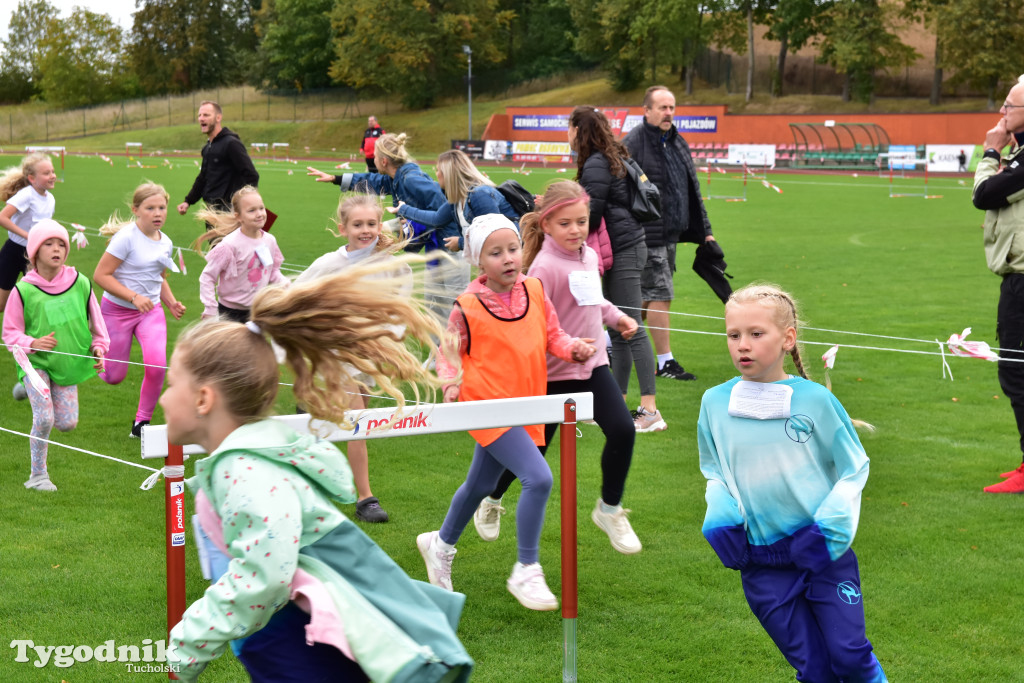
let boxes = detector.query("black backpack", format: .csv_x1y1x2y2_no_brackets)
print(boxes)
495,180,536,217
622,158,662,223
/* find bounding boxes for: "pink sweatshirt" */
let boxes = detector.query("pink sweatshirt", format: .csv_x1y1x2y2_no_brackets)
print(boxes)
198,229,289,316
437,272,580,390
2,265,110,356
528,239,628,381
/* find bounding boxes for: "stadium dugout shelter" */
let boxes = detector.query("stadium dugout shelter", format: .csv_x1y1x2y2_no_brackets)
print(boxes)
789,122,890,167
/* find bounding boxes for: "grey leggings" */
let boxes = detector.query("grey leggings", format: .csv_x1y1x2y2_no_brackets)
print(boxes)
604,242,657,397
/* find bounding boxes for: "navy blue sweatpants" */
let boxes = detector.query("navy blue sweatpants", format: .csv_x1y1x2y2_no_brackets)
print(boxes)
740,549,887,683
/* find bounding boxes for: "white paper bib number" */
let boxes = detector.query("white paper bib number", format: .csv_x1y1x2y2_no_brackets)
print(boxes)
255,244,273,267
568,270,602,306
728,380,793,420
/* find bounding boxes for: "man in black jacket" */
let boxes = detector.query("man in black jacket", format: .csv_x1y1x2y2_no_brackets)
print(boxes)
623,85,717,381
177,101,259,217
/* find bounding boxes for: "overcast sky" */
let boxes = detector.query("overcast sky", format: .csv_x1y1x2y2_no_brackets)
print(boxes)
1,0,138,44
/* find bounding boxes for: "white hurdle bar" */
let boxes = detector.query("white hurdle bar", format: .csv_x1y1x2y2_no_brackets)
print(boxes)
142,392,594,682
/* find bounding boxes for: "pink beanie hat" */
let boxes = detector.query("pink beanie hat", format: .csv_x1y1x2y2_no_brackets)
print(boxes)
27,219,69,264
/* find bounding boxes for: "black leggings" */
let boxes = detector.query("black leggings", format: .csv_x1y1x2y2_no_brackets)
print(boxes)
488,365,636,506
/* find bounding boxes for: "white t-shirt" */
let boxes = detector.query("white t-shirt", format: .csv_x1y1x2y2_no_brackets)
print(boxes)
5,186,55,246
103,223,174,308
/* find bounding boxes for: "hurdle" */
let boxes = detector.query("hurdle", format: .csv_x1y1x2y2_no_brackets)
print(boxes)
142,392,594,682
25,145,66,182
881,155,942,199
250,142,269,165
703,161,748,202
126,142,144,168
272,142,290,161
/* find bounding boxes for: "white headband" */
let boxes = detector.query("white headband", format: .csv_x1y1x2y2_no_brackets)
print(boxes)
464,214,519,266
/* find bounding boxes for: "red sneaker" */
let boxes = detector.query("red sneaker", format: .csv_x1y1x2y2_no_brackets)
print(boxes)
999,463,1024,478
984,465,1024,493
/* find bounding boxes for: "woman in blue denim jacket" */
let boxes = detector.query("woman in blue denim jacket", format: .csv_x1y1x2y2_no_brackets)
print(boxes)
307,133,468,316
389,150,520,253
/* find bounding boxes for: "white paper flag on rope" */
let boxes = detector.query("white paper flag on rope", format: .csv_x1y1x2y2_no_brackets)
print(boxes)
946,327,1000,362
177,247,187,275
70,223,89,249
11,346,50,397
822,344,839,370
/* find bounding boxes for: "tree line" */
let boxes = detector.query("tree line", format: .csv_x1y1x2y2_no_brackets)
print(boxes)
1,0,1020,111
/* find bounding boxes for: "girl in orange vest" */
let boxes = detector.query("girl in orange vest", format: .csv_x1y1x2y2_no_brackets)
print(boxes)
418,214,595,611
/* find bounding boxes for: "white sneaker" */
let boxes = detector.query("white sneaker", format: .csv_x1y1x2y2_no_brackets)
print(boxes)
12,382,27,401
633,407,667,433
417,530,455,591
24,473,57,491
591,500,642,554
473,498,506,541
507,562,558,611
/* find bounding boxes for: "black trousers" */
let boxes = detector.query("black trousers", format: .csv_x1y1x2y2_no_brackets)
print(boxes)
997,273,1024,459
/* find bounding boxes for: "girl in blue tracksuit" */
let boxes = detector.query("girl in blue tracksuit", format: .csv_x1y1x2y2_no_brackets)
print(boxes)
697,283,887,683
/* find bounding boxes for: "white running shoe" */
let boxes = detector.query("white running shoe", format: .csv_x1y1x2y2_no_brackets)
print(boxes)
24,473,57,491
12,382,27,401
507,562,558,611
473,498,506,542
632,406,667,433
591,500,642,554
417,530,455,591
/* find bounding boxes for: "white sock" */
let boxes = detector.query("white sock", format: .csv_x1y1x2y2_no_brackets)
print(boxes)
657,352,674,369
484,496,501,505
435,536,456,554
599,500,620,515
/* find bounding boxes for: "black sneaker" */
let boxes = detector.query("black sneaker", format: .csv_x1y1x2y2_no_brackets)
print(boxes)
656,359,697,381
355,496,389,523
130,420,150,438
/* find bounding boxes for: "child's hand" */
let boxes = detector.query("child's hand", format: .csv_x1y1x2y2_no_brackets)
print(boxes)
617,315,639,340
169,301,187,320
92,348,105,372
443,385,460,403
306,167,335,183
30,332,57,351
570,338,597,363
134,295,155,313
384,205,400,214
443,236,461,252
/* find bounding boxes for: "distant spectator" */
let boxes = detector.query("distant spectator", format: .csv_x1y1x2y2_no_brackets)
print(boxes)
361,116,386,172
958,149,968,172
177,101,259,218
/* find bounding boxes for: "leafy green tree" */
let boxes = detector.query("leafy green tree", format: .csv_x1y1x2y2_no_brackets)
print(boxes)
934,0,1024,108
253,0,335,90
36,8,136,107
130,0,257,95
0,0,59,102
491,0,594,86
764,0,830,97
329,0,513,109
900,0,949,105
817,0,918,103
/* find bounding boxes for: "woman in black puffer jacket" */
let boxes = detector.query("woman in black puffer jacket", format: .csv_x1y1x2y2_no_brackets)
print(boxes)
568,106,665,433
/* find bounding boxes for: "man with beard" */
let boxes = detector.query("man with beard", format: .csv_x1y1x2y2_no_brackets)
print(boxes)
177,101,259,217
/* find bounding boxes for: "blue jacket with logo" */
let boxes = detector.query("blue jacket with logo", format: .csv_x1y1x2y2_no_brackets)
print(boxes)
697,376,869,573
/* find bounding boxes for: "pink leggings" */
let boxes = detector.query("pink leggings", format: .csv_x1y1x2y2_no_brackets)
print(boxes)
25,370,79,477
99,298,167,422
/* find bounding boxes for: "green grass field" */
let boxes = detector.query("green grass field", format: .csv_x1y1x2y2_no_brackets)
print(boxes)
1,151,1021,682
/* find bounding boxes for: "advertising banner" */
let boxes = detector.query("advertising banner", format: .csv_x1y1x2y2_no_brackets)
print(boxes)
727,144,777,167
511,141,573,163
926,144,975,173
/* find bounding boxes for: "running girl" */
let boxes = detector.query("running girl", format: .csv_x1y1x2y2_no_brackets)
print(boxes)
476,181,643,554
292,192,410,523
698,283,887,682
194,185,288,323
2,220,108,491
93,183,186,438
419,213,596,611
0,152,58,314
161,261,472,682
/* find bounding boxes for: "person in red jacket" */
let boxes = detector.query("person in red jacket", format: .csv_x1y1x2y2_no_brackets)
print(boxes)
361,116,385,172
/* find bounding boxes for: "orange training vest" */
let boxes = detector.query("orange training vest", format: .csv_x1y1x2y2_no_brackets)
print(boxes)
456,278,548,447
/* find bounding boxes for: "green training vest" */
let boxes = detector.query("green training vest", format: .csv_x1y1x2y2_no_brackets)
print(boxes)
14,273,97,386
